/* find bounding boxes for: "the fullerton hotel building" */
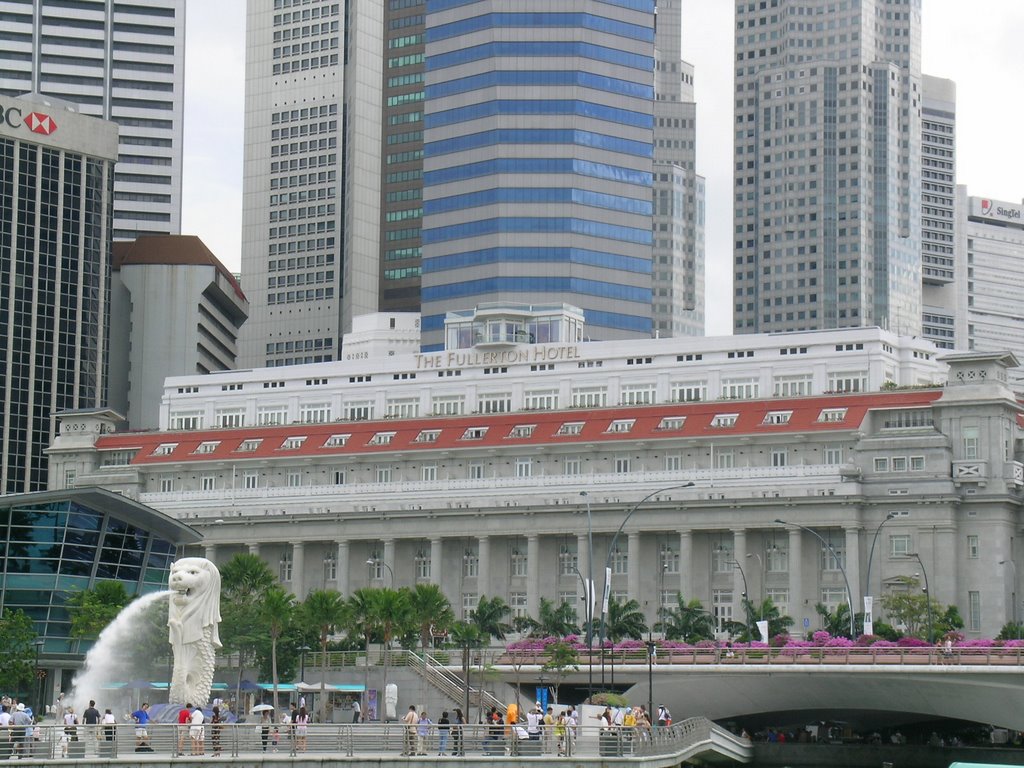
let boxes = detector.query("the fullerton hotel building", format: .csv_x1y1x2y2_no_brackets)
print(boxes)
47,308,1024,638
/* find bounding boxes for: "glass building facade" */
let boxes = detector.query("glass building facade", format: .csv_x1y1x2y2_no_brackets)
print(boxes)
0,488,199,660
420,0,656,349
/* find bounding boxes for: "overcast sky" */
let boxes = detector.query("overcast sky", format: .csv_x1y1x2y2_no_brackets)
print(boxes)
182,1,1024,336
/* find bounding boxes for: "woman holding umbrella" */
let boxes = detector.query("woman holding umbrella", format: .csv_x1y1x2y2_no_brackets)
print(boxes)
254,707,273,752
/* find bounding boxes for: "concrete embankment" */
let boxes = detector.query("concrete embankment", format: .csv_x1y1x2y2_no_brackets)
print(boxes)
753,743,1024,768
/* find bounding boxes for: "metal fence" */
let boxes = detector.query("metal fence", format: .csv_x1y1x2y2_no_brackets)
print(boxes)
0,719,720,760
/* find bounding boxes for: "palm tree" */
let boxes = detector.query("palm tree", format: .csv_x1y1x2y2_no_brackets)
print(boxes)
368,588,412,707
814,602,857,639
261,586,295,712
603,597,648,642
347,589,379,719
535,597,579,638
302,589,347,723
449,621,485,718
220,553,276,600
407,583,454,651
220,553,277,706
470,595,512,641
655,595,716,643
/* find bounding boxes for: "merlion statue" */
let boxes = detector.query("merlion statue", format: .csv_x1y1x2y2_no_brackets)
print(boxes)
168,557,222,707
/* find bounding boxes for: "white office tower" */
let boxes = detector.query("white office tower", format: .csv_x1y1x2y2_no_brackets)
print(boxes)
652,0,704,337
732,0,922,335
920,75,957,350
0,0,184,240
239,0,382,368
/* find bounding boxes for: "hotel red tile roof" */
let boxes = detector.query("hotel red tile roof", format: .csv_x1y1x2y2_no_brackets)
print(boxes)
92,389,944,465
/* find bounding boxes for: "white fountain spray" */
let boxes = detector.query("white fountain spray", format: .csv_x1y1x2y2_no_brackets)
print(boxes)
68,590,171,715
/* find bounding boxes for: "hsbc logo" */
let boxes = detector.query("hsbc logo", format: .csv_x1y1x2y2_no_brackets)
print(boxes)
0,105,59,136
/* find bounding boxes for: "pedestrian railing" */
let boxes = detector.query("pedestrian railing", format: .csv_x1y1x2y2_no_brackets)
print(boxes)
0,719,748,761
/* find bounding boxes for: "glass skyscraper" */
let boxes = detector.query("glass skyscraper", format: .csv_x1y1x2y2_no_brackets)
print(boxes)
420,0,657,349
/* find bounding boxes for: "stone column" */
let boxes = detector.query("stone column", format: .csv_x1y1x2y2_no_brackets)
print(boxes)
677,530,693,600
203,543,217,562
477,536,491,600
336,540,349,596
383,539,396,586
627,531,641,604
577,533,591,618
430,538,443,586
527,534,540,618
291,541,305,597
789,528,804,627
844,526,861,608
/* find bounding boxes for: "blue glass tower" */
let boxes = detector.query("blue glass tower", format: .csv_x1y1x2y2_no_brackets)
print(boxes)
420,0,656,349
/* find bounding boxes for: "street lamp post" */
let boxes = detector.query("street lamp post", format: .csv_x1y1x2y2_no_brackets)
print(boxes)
298,644,311,682
1000,559,1019,639
775,519,855,637
728,560,751,638
32,638,44,713
645,631,656,723
366,557,395,587
864,512,897,633
580,491,595,701
905,553,933,644
745,553,765,619
598,482,695,684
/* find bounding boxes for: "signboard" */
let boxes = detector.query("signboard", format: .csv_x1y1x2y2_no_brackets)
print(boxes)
971,197,1024,226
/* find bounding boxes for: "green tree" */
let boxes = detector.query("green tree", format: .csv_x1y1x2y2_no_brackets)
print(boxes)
407,583,454,651
302,589,347,723
814,602,857,639
535,597,579,638
449,621,486,718
726,598,794,642
369,588,412,707
0,609,37,700
880,576,941,639
64,581,133,639
602,597,648,642
221,553,276,600
540,641,579,704
996,621,1024,641
471,595,512,642
261,586,295,712
655,596,716,643
220,554,277,705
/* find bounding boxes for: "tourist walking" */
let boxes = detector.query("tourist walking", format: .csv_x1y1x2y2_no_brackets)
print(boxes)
452,707,465,756
176,702,191,755
189,704,205,755
437,711,450,755
294,706,310,753
416,709,432,755
82,700,101,746
102,709,116,744
260,710,272,752
401,705,419,755
211,706,224,756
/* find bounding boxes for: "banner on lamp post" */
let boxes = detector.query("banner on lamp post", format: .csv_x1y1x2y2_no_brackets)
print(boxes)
756,620,769,643
602,567,612,614
863,596,874,636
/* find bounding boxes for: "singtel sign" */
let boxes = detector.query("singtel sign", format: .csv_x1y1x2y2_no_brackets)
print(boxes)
976,197,1023,223
0,104,58,136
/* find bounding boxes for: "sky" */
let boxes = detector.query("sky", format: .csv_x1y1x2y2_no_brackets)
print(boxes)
182,1,1024,336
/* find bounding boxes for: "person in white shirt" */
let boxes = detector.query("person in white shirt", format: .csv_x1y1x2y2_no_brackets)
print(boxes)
352,698,361,723
189,707,205,756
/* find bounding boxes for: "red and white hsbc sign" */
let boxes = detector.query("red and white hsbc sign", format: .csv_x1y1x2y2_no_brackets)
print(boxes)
0,105,58,136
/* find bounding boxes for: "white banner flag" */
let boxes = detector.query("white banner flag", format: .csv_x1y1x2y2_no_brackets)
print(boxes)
863,596,874,636
756,620,769,643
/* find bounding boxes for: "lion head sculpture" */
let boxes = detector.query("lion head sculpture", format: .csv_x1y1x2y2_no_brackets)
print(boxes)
168,557,222,649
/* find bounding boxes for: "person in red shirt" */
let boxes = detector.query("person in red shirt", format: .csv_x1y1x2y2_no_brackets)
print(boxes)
177,703,192,756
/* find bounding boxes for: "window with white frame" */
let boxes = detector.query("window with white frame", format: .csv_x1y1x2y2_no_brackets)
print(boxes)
160,476,175,493
415,550,431,580
287,471,302,487
300,403,331,423
766,542,788,572
421,464,438,481
367,554,383,580
510,548,528,577
216,409,245,428
962,426,979,460
824,444,844,465
469,462,485,479
559,546,578,576
910,455,925,471
889,534,911,558
375,465,393,483
763,411,792,425
614,456,631,473
515,457,532,477
461,427,488,440
563,456,582,475
257,406,288,425
828,371,867,393
715,450,736,469
773,374,812,397
368,431,395,446
721,378,759,399
671,381,707,402
237,439,262,453
611,590,628,603
279,553,293,582
64,469,76,488
660,545,679,574
413,430,440,444
874,457,889,472
819,537,846,571
508,424,535,439
509,592,528,618
657,416,686,431
432,395,465,416
967,534,979,559
170,411,202,430
620,384,656,405
606,419,635,434
665,453,683,472
280,436,305,450
462,592,478,619
195,441,219,454
610,547,628,575
324,555,337,582
712,544,734,573
558,591,579,621
201,474,216,491
571,386,607,408
524,390,558,410
771,448,788,467
818,408,848,423
891,456,908,472
479,392,511,414
101,450,137,467
712,589,733,631
324,434,350,448
243,472,259,489
660,589,679,611
820,587,846,612
557,422,584,436
711,413,738,428
766,587,789,616
344,401,373,421
463,549,479,577
968,590,981,631
333,469,346,485
386,398,420,419
153,443,177,456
